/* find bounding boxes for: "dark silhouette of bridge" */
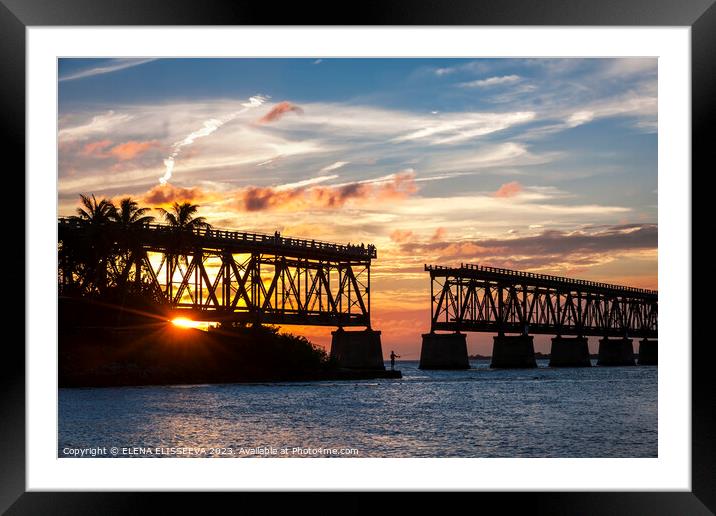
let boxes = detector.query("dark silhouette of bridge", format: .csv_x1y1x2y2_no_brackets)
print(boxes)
59,217,374,326
58,218,385,370
420,263,658,370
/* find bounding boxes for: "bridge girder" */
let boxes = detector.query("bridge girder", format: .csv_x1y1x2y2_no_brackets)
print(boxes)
58,220,373,327
427,264,657,338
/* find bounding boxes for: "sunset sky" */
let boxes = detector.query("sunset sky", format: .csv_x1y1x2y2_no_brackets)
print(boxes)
58,58,657,357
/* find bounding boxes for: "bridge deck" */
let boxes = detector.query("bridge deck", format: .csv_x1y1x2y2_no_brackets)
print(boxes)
426,263,656,299
59,218,376,261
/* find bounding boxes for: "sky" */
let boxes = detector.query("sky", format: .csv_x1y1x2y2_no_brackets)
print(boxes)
57,58,658,357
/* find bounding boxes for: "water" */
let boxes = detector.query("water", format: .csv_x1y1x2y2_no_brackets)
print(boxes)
58,359,657,458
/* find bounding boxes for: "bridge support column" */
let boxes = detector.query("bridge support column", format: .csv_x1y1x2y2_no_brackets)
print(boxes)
491,335,536,368
638,339,658,365
549,336,591,367
330,328,385,370
597,338,635,366
419,332,469,370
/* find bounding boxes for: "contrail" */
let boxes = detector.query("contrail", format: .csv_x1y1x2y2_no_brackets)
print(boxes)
159,95,267,185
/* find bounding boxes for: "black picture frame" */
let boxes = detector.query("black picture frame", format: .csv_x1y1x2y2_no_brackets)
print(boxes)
3,0,712,513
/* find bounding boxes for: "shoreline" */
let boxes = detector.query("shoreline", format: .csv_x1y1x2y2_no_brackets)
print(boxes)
59,320,401,388
59,368,402,389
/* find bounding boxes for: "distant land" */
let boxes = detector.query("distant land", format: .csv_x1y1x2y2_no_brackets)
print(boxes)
468,352,551,359
469,352,632,359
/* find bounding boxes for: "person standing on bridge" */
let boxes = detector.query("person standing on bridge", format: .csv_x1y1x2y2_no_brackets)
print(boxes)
390,350,400,371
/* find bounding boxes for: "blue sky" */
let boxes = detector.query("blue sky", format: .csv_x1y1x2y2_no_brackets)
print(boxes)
57,58,657,354
58,58,657,209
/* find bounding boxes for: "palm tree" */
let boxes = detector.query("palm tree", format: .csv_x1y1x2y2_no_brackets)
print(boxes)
155,202,211,302
156,201,211,231
108,198,155,290
70,193,116,225
111,197,155,227
65,194,117,294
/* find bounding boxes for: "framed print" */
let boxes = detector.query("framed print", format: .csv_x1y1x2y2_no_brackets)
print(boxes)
4,0,713,513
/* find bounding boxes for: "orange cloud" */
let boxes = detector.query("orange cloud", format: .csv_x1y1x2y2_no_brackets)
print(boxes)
79,139,159,160
80,139,112,156
493,181,523,198
142,184,208,205
236,171,418,212
258,101,304,124
390,229,414,243
430,227,447,242
109,140,160,160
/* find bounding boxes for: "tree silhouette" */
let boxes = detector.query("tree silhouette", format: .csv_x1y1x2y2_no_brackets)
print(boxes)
156,201,211,230
65,194,117,294
108,198,155,297
111,197,155,227
61,196,214,302
70,193,116,225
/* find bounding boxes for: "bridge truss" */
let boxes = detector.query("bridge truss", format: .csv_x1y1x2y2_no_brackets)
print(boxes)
58,218,375,327
426,264,657,338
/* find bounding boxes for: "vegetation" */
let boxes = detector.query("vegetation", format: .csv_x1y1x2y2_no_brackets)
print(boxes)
112,197,155,227
157,201,211,230
58,312,333,387
71,193,116,226
58,194,334,386
59,194,207,300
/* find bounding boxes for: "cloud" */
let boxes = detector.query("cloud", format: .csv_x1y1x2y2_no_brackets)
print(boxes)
435,67,456,76
432,61,489,77
142,184,208,205
458,75,522,88
390,230,414,243
392,111,535,145
258,101,305,124
236,170,418,212
430,227,447,242
566,111,595,127
79,139,159,161
432,142,556,173
522,89,657,139
401,224,657,270
110,140,160,160
319,161,349,173
80,139,113,156
274,175,339,191
59,111,133,142
493,181,523,198
160,95,267,185
602,58,657,79
59,58,157,82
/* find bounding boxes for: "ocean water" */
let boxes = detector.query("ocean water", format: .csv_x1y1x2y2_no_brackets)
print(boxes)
58,359,657,458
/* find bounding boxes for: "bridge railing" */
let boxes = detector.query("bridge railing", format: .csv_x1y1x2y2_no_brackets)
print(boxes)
425,263,657,296
58,217,377,259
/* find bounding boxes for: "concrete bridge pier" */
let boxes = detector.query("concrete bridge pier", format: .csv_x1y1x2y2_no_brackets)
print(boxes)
550,336,591,367
330,328,385,370
638,339,658,365
419,332,469,369
597,337,635,366
491,334,537,368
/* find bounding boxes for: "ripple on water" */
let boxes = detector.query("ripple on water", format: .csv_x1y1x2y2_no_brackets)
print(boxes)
59,359,657,458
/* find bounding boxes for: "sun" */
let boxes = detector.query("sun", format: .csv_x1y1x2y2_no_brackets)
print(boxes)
171,317,203,329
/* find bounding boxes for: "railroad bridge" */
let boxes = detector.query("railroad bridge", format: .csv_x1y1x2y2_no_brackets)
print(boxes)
58,218,384,370
420,263,658,369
